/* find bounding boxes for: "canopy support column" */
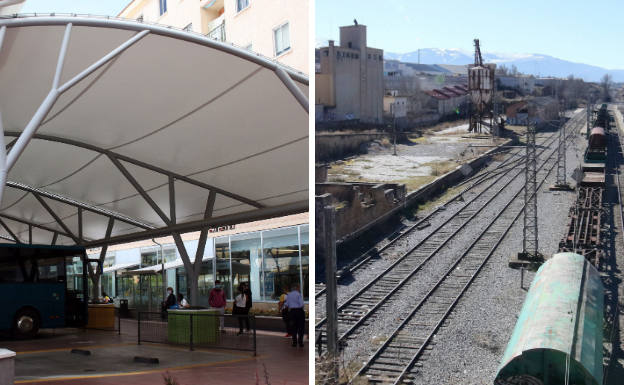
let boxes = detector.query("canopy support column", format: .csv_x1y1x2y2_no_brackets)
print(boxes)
88,217,114,299
0,218,18,243
274,67,309,113
172,192,216,306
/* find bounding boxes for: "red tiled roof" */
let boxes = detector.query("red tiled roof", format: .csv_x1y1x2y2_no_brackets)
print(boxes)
425,90,449,100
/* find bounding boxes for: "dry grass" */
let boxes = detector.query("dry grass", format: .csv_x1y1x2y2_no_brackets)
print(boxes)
328,160,359,182
415,184,464,213
398,176,436,192
425,119,469,133
425,160,458,177
407,135,430,144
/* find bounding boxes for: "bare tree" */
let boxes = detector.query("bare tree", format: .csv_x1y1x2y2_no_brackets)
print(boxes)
496,64,509,76
601,73,613,102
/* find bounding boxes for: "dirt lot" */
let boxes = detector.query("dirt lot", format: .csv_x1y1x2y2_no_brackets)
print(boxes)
327,123,505,191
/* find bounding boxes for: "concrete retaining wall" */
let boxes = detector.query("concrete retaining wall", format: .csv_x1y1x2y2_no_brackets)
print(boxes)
316,132,390,162
0,349,15,385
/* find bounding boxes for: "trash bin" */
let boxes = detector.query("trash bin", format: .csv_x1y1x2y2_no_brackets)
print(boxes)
119,299,129,318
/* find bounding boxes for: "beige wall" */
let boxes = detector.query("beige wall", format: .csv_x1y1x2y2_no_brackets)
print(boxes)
383,96,407,118
119,0,308,74
223,0,308,74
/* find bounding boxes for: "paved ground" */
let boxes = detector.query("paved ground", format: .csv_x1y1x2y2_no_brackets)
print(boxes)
1,327,308,385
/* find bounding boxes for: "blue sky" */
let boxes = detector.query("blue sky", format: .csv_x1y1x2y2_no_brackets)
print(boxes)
21,0,129,16
316,0,624,69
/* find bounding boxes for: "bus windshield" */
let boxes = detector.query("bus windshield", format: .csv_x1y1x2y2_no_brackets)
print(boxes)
0,244,88,337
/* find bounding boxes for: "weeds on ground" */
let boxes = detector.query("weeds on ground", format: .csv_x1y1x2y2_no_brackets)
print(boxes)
163,371,179,385
255,363,271,385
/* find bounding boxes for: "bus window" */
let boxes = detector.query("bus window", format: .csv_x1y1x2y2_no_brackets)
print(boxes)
66,255,85,300
37,257,64,283
0,256,23,283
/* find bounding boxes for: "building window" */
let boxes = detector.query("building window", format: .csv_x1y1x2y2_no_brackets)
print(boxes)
159,0,167,15
231,232,261,301
183,23,192,32
324,50,328,57
368,53,371,59
261,226,299,301
215,236,233,300
236,0,249,13
273,22,290,56
300,225,309,301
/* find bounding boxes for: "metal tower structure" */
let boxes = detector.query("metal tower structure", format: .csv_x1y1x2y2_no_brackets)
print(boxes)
551,114,572,191
522,121,539,258
555,117,566,185
468,39,496,135
586,103,591,139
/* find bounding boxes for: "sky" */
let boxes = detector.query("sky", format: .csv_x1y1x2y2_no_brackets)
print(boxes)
20,0,129,16
316,0,624,70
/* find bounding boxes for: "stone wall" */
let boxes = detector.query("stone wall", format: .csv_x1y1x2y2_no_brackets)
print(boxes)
315,182,407,258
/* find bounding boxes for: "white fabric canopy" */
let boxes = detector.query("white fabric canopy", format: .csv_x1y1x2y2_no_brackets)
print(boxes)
0,15,308,247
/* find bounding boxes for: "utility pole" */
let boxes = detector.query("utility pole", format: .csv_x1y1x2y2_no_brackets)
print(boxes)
522,120,539,259
324,205,339,383
551,110,572,191
586,103,591,140
390,102,397,156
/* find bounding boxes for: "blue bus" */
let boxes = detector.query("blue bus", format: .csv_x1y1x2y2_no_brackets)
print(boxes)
0,244,89,338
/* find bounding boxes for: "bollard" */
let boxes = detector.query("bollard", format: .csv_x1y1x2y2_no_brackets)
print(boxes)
252,316,257,357
189,314,194,351
137,312,141,345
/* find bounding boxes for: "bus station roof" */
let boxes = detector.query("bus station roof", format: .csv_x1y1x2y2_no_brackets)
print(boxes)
0,14,309,248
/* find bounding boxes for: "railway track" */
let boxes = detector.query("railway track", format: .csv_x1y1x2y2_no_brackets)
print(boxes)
314,123,573,302
344,117,584,384
316,114,585,356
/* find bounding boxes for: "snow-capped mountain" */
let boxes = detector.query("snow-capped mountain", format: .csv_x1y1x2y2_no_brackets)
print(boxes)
384,49,624,82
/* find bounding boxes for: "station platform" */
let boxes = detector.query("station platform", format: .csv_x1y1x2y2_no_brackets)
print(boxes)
1,328,308,385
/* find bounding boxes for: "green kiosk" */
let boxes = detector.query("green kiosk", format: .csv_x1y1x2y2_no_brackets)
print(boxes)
167,309,221,345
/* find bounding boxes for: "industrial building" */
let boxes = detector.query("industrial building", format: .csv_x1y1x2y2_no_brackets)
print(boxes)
315,23,384,123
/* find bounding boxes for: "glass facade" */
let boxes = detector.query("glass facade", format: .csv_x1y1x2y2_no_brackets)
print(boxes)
107,224,308,308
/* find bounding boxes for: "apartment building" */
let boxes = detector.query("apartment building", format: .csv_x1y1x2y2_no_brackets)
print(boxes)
118,0,308,74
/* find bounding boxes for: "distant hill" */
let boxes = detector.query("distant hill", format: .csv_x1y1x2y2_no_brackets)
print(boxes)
383,48,624,82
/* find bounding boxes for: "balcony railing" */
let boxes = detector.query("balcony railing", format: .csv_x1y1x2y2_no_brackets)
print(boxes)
206,20,225,42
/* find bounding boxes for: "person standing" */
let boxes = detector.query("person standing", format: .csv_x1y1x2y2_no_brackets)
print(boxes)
209,280,227,332
284,283,305,347
233,285,249,335
243,282,252,332
278,289,290,337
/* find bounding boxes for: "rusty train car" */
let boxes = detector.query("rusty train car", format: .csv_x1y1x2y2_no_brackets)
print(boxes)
559,105,610,265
